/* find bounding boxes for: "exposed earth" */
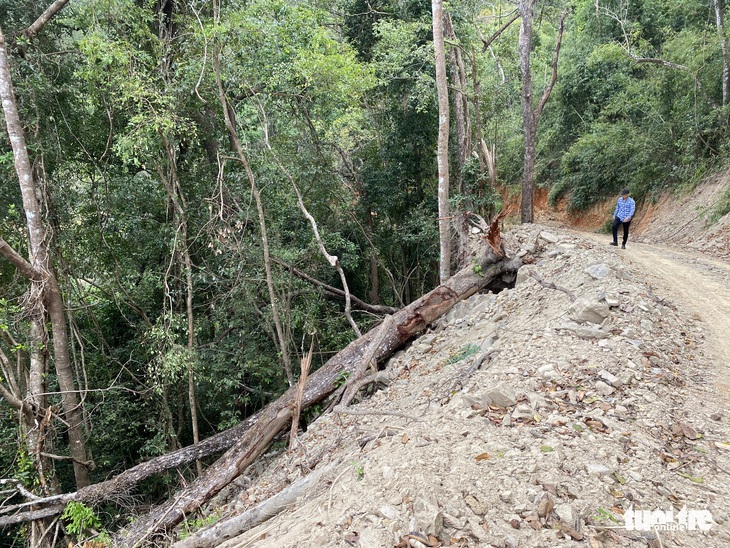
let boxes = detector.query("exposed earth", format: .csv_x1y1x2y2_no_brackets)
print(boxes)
171,175,730,548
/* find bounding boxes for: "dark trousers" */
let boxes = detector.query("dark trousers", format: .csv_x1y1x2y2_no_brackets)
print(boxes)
612,216,631,245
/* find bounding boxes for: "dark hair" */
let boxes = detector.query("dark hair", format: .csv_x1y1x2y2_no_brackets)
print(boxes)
621,188,630,195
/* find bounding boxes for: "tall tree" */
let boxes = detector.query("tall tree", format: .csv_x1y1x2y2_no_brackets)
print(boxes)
0,24,91,491
432,0,451,282
715,0,730,107
518,1,565,223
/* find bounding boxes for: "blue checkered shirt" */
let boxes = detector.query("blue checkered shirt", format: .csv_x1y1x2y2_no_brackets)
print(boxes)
614,197,635,221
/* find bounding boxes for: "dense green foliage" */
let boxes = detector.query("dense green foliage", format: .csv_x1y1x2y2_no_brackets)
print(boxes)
2,0,730,543
548,0,730,210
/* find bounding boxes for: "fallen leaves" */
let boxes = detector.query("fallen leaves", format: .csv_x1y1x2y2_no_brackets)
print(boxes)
671,421,701,440
394,531,440,547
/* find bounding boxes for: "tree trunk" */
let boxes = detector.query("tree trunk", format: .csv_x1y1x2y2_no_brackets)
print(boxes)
115,224,519,546
171,461,337,548
715,0,730,107
519,0,536,224
518,3,566,225
470,46,486,174
444,13,469,195
0,25,90,489
433,0,451,284
444,13,471,267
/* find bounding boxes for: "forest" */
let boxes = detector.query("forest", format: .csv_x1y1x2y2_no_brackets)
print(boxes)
1,0,729,545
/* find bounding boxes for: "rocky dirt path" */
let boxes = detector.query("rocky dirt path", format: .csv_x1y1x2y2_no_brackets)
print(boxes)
580,231,730,405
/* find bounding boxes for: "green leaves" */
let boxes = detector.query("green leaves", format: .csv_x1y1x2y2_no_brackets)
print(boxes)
61,502,102,538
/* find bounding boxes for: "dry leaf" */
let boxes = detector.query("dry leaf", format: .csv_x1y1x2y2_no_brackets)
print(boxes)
475,452,491,461
556,519,585,541
536,493,554,517
678,422,700,440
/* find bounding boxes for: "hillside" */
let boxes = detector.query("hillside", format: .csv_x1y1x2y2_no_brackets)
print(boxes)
171,180,730,548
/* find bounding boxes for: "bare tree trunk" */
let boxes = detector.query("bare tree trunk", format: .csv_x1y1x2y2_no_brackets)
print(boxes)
21,0,71,42
469,46,486,173
518,3,566,224
433,0,451,284
444,14,469,195
444,13,472,267
0,25,90,489
715,0,730,107
1,224,519,530
518,0,537,224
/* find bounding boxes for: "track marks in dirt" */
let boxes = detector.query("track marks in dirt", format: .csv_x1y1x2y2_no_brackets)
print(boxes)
583,232,730,404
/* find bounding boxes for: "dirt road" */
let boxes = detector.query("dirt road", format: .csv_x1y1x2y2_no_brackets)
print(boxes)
582,232,730,404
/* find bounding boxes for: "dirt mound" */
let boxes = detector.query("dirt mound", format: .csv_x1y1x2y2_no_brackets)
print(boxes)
179,220,730,548
633,174,730,260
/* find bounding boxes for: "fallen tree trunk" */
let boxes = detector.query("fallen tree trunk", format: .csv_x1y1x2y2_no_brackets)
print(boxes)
0,226,517,534
115,225,519,546
171,460,338,548
0,414,265,526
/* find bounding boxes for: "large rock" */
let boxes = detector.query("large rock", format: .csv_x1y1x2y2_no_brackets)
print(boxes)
413,497,443,537
485,384,518,408
539,231,559,243
569,297,611,324
585,263,611,279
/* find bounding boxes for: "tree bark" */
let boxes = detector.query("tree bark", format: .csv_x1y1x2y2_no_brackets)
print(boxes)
444,14,471,267
518,0,537,224
433,0,451,284
114,222,519,546
715,0,730,107
518,4,566,224
444,13,470,194
21,0,71,41
0,25,90,489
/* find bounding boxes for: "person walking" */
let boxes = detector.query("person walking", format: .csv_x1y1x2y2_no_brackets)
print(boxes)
611,188,635,249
